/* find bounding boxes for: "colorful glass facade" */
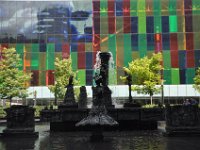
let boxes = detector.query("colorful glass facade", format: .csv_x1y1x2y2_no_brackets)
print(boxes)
0,0,200,86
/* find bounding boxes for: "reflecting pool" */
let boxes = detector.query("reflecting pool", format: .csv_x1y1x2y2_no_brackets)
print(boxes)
0,123,200,150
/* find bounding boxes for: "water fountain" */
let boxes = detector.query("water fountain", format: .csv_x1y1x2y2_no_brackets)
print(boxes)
76,51,118,141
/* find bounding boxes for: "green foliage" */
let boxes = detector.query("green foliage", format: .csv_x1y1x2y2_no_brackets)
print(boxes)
120,53,163,100
0,106,6,118
33,105,44,117
193,67,200,93
0,48,31,100
48,57,79,101
142,104,159,108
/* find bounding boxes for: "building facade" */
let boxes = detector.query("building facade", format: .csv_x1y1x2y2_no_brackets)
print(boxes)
0,0,200,88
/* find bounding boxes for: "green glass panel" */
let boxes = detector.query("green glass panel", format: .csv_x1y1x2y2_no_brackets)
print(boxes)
169,16,177,32
177,16,185,33
186,68,195,84
100,34,108,51
138,16,146,33
132,51,139,60
163,51,171,69
18,53,23,70
108,68,117,85
16,44,24,70
171,68,180,84
108,34,116,63
153,0,161,16
193,15,200,32
32,44,39,52
39,71,46,86
154,16,162,33
117,66,124,85
16,44,24,53
177,33,185,50
194,33,200,49
116,17,123,34
31,44,39,70
130,0,137,16
100,17,108,34
24,44,31,71
137,0,145,16
71,52,77,70
46,52,55,70
161,0,169,16
47,43,55,53
163,69,171,84
138,34,147,58
169,0,177,15
192,0,200,15
46,44,55,70
116,34,124,67
100,0,107,16
25,44,31,53
39,52,46,71
77,70,86,86
123,34,132,66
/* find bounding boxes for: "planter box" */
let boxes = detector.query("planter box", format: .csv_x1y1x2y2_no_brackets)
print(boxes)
164,105,200,136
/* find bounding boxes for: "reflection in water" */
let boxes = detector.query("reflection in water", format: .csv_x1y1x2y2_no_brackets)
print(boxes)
0,123,200,150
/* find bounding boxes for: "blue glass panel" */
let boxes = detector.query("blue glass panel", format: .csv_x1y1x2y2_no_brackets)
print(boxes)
115,0,123,16
178,51,186,69
55,43,62,52
162,16,169,33
86,69,93,85
86,52,93,69
147,34,155,50
131,34,138,51
70,43,78,52
180,69,186,84
39,43,46,52
162,33,170,50
194,50,200,67
131,17,138,33
146,16,154,33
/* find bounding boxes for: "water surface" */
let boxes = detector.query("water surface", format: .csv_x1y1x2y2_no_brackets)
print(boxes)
0,123,199,150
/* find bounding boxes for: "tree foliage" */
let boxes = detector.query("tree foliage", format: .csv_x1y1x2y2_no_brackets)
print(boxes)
120,53,163,104
0,48,31,100
193,67,200,93
48,57,79,103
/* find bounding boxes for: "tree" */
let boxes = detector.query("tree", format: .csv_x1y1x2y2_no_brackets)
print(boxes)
120,53,163,105
193,67,200,93
0,48,31,105
48,57,79,105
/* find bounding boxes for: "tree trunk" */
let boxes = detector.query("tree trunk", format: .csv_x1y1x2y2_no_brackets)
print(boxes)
10,97,12,107
150,95,153,105
54,95,57,105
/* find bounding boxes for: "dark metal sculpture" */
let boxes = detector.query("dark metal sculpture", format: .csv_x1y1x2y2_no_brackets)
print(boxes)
123,71,141,107
76,52,118,141
60,75,78,108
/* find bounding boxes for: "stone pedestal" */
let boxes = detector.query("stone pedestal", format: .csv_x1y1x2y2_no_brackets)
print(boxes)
164,105,200,136
78,86,88,108
1,105,38,137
